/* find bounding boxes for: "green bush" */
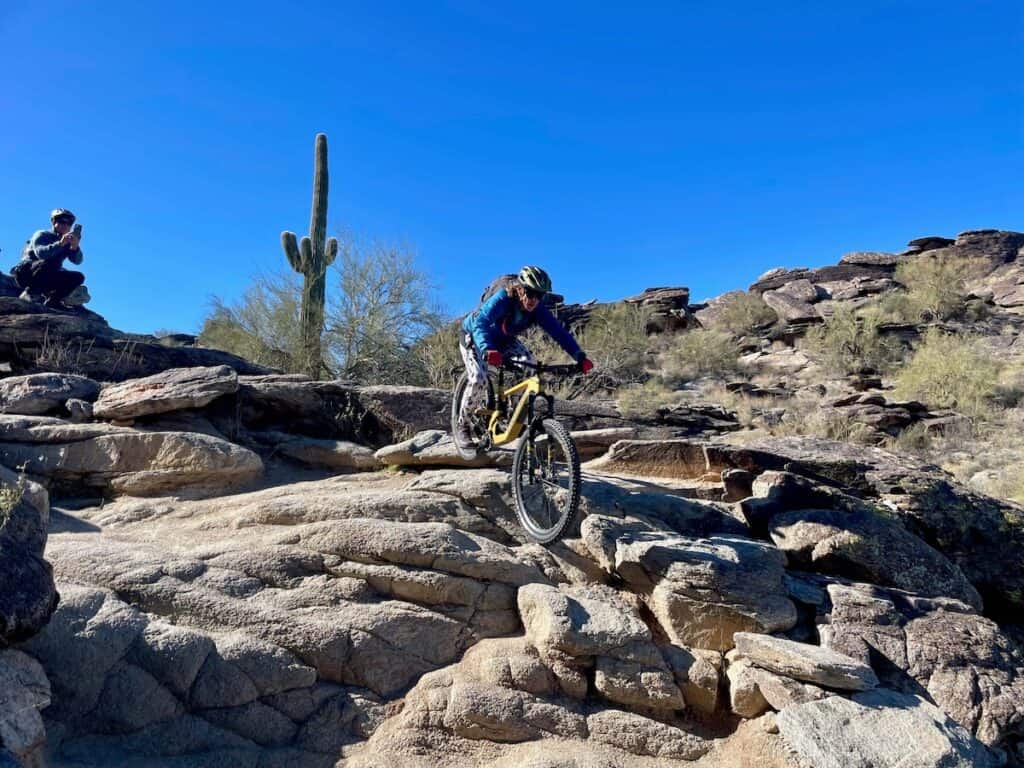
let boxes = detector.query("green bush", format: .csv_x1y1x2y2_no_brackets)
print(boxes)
710,291,778,336
895,252,973,321
894,328,1001,419
803,304,902,374
659,329,742,383
577,303,655,388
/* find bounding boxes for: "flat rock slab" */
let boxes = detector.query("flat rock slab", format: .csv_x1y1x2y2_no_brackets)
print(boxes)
733,632,878,691
375,430,512,468
0,429,263,497
777,689,1000,768
0,373,99,415
93,365,238,420
252,431,380,471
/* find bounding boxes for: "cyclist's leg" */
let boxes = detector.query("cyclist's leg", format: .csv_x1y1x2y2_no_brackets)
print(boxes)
458,333,489,431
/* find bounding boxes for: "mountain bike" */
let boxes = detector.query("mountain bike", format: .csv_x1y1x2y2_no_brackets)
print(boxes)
450,360,582,544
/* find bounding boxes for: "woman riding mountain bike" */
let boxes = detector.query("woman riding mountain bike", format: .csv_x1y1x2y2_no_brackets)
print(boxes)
455,265,594,454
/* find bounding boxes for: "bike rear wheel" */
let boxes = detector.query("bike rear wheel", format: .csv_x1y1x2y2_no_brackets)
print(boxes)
451,371,495,460
511,418,581,544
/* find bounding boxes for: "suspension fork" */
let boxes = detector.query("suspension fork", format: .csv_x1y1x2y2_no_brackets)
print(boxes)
524,393,556,481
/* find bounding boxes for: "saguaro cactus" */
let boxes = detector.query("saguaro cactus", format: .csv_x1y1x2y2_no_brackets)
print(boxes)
282,133,339,379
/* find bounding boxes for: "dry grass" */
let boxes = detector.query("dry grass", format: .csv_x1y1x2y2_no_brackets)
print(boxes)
617,380,679,420
708,291,778,336
659,329,743,384
34,326,96,374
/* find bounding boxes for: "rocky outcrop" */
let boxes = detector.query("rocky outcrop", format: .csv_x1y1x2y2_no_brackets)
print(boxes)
0,298,270,381
581,515,796,651
736,436,1024,619
0,463,57,645
777,689,1001,768
0,649,51,766
0,373,99,416
819,581,1024,748
92,365,239,420
0,415,263,497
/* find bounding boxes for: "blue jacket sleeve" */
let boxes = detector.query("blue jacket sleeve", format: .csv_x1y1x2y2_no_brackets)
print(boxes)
29,231,67,264
468,290,511,352
535,304,584,361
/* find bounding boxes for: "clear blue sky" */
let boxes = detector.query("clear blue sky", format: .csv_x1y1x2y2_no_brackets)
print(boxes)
1,1,1021,335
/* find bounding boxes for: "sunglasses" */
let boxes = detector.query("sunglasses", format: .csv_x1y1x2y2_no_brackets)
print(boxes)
523,287,543,301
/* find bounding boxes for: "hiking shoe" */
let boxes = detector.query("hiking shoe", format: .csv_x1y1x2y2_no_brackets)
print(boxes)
454,424,477,453
18,289,40,303
64,285,91,307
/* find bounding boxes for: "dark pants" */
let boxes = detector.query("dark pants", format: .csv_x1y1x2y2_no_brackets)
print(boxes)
13,260,84,304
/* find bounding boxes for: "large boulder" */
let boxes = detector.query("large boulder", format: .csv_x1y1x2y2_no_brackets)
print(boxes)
769,507,982,609
0,416,263,497
92,365,239,420
374,429,511,469
0,373,100,415
735,436,1024,619
822,582,1024,748
581,515,796,651
776,689,1000,768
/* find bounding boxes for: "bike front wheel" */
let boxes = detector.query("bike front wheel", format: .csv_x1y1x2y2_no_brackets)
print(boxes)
511,418,581,544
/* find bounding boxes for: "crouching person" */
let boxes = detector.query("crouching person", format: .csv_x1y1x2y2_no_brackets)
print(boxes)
12,208,87,309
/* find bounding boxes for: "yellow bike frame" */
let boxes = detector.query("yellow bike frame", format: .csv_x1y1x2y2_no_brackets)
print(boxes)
487,375,541,446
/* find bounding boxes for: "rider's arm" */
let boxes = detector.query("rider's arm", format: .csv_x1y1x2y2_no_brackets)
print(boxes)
535,304,584,361
469,289,510,352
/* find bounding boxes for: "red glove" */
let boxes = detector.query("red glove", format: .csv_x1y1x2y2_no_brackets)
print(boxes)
485,350,504,367
579,358,594,374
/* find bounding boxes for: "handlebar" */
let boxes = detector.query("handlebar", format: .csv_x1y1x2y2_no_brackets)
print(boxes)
501,360,581,377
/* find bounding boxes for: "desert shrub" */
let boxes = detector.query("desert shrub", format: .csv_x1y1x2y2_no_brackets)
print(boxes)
895,252,973,321
0,471,26,530
576,303,655,388
617,379,677,420
659,329,742,383
803,304,902,374
413,319,464,389
894,328,1001,419
200,235,446,383
869,290,918,324
710,291,778,336
325,237,445,384
199,271,305,372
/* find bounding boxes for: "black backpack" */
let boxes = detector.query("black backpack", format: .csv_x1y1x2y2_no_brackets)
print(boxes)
479,274,517,305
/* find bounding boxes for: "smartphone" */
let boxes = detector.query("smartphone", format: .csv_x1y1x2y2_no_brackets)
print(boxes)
72,223,83,237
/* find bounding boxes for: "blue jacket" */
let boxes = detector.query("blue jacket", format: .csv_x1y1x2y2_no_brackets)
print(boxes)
463,288,584,361
22,230,83,267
